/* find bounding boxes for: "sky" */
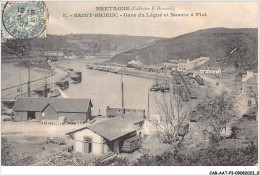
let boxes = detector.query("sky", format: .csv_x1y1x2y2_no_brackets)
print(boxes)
46,1,258,38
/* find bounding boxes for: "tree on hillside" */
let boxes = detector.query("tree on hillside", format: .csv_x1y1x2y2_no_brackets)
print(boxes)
152,81,191,145
227,37,257,71
196,91,237,141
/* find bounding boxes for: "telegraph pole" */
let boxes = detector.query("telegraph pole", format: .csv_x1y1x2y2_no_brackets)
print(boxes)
121,66,124,113
147,88,150,120
44,74,48,97
169,78,174,117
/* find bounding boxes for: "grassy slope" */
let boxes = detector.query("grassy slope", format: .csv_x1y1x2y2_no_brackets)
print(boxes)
110,28,258,71
2,34,160,57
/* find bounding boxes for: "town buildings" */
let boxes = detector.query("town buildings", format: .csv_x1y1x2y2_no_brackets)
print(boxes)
167,57,210,72
199,67,222,75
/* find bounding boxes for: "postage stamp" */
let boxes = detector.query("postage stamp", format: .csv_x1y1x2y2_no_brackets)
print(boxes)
1,1,48,39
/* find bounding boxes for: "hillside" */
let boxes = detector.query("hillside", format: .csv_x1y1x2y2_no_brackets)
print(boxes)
1,34,160,58
110,28,258,71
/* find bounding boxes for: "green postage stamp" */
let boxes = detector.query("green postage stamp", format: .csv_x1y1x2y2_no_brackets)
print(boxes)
1,1,48,39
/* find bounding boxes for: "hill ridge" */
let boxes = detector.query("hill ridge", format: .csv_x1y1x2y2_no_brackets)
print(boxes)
109,28,258,71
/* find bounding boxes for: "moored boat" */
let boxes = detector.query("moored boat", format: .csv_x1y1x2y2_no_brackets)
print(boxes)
33,85,50,96
48,88,61,98
150,83,160,91
69,71,82,83
160,82,170,92
70,74,82,83
55,80,69,90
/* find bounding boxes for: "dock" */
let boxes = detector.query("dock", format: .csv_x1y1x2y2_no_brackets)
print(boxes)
86,64,170,81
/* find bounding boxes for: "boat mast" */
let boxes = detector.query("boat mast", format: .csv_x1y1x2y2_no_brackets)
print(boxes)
19,69,23,97
50,69,52,90
164,55,167,89
27,65,31,97
121,66,124,110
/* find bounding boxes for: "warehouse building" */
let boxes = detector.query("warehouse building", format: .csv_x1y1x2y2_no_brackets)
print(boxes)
13,97,93,122
65,113,145,155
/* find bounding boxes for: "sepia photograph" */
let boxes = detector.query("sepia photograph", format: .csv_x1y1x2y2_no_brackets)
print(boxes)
0,1,258,174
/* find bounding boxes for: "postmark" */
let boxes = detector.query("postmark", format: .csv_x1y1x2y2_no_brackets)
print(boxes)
2,1,48,39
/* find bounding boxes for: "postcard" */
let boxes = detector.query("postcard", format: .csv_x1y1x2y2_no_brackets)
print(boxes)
1,1,258,175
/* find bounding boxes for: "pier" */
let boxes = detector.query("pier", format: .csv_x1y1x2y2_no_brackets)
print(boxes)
87,63,171,81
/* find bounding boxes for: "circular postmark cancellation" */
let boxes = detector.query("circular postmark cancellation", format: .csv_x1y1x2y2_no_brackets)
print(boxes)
2,1,47,39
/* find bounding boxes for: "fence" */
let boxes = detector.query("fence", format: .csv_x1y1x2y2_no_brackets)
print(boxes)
41,116,66,125
41,120,65,125
41,119,86,125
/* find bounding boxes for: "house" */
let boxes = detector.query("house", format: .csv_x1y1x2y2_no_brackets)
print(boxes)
167,59,185,71
200,67,221,75
237,71,258,118
13,98,93,122
127,59,142,68
65,113,145,155
178,59,189,72
242,71,258,90
106,106,145,118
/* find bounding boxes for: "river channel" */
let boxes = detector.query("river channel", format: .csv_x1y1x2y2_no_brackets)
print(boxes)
2,59,169,117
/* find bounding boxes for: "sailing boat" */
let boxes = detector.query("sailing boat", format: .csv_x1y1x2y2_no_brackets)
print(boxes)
160,56,170,93
160,82,170,93
150,79,160,91
160,68,170,93
150,57,160,92
48,71,61,98
48,88,60,98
